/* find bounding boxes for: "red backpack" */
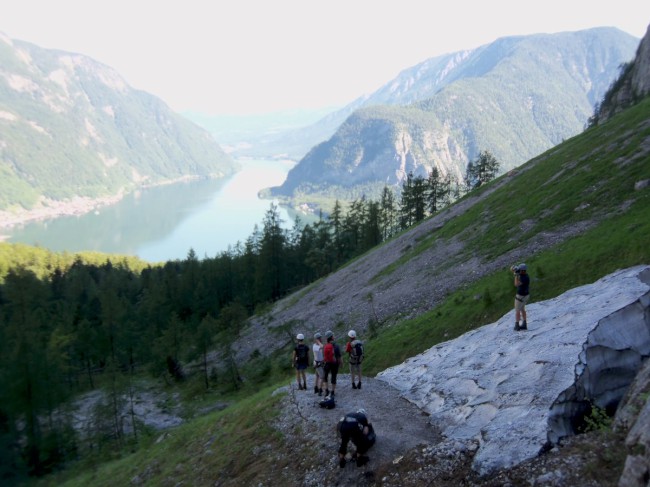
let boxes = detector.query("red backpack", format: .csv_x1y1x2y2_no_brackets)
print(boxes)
323,342,335,363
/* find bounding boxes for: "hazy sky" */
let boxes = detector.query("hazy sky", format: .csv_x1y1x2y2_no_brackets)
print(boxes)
2,0,649,115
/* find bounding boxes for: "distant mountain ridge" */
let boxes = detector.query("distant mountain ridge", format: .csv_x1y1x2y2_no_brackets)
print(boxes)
269,27,639,207
0,33,237,212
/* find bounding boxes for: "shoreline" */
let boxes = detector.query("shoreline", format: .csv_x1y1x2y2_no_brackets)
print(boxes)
0,193,126,237
0,174,223,238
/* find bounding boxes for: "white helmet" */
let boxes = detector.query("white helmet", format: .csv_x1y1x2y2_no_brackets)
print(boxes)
348,330,356,338
296,333,304,340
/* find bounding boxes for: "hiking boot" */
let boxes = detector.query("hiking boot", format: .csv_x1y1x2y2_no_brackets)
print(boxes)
352,383,357,389
514,322,521,331
520,321,528,330
325,389,329,397
356,455,369,467
357,382,361,389
318,388,323,396
314,385,319,394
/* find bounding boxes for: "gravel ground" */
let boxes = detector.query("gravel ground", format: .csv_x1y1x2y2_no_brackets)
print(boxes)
270,374,442,487
268,374,627,487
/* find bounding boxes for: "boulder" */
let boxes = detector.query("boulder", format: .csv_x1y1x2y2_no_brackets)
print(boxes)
377,265,650,475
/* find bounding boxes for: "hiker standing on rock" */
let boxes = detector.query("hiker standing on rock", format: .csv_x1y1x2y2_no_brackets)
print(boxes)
511,263,530,331
337,408,376,468
312,332,325,395
322,330,341,397
293,334,310,390
345,330,364,390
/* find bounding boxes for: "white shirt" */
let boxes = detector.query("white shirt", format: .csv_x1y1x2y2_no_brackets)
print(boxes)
313,341,324,362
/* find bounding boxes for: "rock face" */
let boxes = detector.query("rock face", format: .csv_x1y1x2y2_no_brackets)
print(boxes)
615,357,650,487
596,23,650,123
377,266,650,475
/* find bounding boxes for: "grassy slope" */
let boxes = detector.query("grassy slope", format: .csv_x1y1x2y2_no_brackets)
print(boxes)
44,98,650,486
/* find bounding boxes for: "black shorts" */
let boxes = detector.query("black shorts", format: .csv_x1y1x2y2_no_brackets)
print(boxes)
323,362,339,384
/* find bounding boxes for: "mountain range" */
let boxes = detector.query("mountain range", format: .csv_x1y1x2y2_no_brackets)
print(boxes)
268,27,639,209
0,33,237,213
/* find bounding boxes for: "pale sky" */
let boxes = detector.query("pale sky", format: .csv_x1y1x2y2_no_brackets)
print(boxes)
2,0,649,115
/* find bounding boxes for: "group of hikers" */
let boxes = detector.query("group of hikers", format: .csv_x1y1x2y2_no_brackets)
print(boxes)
287,263,531,469
292,329,374,468
292,329,364,396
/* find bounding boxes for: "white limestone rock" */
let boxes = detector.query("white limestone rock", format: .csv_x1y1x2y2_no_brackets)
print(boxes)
377,265,650,475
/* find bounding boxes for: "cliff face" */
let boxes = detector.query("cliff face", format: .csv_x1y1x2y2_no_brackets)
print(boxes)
595,23,650,123
271,28,639,204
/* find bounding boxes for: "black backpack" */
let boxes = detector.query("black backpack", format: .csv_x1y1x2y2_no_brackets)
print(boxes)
319,396,336,409
296,344,308,362
350,341,364,365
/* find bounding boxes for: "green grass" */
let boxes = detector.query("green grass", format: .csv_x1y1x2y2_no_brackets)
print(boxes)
37,386,289,487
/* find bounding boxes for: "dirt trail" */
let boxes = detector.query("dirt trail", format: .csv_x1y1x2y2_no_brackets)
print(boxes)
272,374,441,486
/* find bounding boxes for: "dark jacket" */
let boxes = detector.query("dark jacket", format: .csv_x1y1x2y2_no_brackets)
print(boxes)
338,412,375,455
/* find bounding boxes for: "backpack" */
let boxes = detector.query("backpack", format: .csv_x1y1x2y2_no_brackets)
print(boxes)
319,396,336,409
323,342,335,363
295,344,309,363
350,340,364,365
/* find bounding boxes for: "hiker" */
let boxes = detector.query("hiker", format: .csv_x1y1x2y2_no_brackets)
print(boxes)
337,408,376,468
345,330,364,390
312,332,325,395
322,330,342,397
292,334,310,390
512,263,530,331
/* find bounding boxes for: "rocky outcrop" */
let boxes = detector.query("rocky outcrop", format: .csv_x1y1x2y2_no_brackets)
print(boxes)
595,23,650,123
377,266,650,475
615,357,650,487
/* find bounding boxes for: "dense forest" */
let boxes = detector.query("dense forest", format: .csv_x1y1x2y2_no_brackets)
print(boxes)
0,155,497,482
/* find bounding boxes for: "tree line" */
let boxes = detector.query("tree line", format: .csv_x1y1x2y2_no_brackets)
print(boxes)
0,151,499,482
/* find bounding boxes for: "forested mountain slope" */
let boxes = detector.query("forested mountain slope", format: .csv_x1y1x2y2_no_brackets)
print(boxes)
0,33,237,213
269,27,639,208
38,79,650,487
242,94,650,366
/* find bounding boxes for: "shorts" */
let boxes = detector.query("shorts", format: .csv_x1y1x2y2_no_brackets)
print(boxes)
349,363,362,375
314,362,325,379
295,363,308,371
515,294,529,311
323,362,339,384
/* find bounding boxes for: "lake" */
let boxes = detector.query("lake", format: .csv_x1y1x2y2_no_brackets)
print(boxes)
6,159,306,262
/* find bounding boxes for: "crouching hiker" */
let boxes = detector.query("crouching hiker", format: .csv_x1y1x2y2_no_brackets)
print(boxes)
293,334,309,390
337,408,376,468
